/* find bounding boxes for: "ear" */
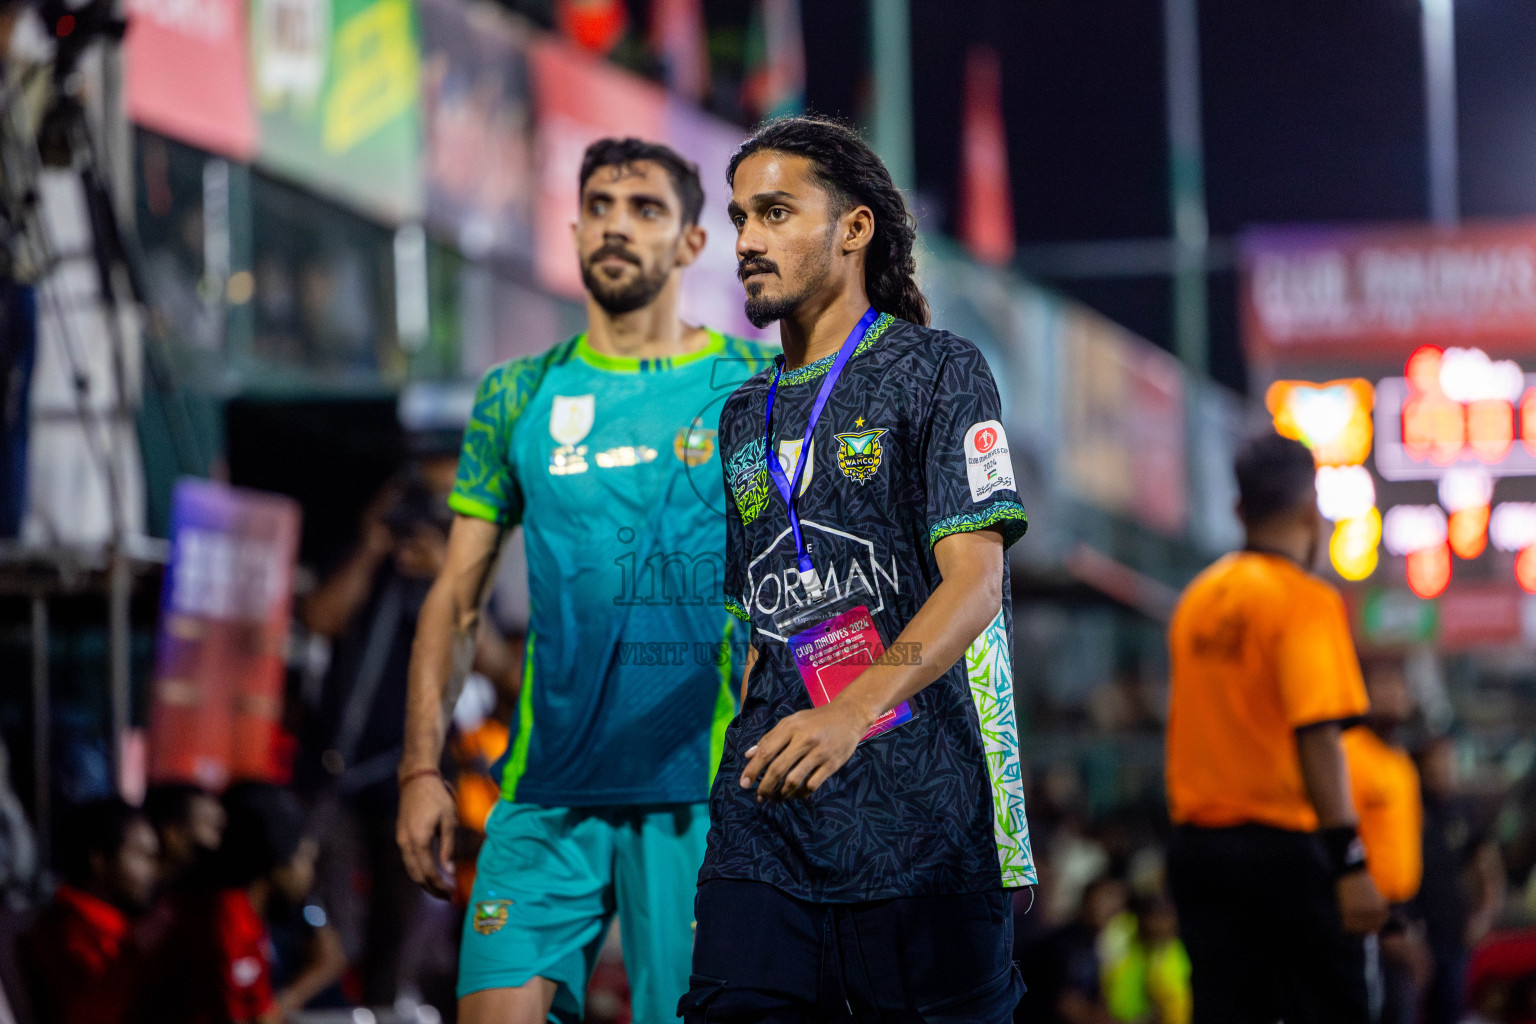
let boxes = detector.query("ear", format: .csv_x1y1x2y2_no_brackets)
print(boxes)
840,205,875,255
673,223,708,268
569,219,580,253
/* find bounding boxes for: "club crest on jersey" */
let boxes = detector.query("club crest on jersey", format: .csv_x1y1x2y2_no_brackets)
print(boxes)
673,425,717,467
549,395,595,445
473,899,513,935
835,428,886,483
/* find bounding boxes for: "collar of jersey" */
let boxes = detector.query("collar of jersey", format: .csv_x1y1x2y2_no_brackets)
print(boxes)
574,328,725,373
772,312,895,387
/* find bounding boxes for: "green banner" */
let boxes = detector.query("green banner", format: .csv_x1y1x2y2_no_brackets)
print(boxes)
251,0,424,221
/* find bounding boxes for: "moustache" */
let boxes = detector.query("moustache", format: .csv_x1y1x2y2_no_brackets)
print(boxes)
737,258,778,282
588,245,642,267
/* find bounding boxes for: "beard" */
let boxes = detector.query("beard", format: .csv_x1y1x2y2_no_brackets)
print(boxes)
739,244,832,329
580,246,671,314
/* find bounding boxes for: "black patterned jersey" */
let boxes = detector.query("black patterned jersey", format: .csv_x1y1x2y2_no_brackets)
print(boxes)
702,314,1038,902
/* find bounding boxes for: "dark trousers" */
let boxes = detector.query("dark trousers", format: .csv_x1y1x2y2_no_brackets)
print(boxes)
682,879,1024,1024
1168,824,1373,1024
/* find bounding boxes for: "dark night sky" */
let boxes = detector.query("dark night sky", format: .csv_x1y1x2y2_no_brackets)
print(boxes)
798,0,1536,395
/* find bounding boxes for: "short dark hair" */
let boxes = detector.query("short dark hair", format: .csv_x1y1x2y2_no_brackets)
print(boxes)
1234,432,1317,525
217,783,308,888
143,783,214,834
727,115,930,326
579,138,704,227
57,797,144,886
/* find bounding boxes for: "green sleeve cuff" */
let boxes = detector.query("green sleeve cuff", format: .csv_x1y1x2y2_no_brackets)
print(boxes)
929,501,1029,550
448,491,509,525
724,596,751,623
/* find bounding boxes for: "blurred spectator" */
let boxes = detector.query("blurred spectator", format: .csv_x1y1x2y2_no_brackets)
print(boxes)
143,783,226,890
145,782,335,1024
1165,434,1386,1024
1099,890,1191,1024
1464,929,1536,1024
23,798,158,1024
295,453,454,1006
1418,733,1507,1024
1017,873,1126,1024
294,444,519,1006
1343,656,1427,1024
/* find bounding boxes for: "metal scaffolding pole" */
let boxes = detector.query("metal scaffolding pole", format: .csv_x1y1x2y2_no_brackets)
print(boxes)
1163,0,1209,376
1421,0,1459,225
870,0,915,194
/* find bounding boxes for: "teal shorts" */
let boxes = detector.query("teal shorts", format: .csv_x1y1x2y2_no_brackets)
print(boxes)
458,801,708,1024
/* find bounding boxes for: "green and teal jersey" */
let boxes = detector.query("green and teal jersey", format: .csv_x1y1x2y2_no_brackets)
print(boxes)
450,330,777,807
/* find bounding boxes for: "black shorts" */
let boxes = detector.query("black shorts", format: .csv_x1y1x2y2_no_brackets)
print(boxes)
1168,824,1373,1024
680,879,1024,1024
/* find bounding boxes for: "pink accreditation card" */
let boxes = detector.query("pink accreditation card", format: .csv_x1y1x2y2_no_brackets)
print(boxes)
782,601,913,741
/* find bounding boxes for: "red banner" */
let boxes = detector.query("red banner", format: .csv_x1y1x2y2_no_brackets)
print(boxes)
1242,221,1536,366
124,0,257,160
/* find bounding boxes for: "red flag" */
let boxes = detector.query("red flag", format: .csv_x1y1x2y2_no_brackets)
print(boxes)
650,0,710,103
555,0,628,56
959,46,1015,265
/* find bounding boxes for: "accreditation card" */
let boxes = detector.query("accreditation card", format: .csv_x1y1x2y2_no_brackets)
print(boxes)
773,590,913,742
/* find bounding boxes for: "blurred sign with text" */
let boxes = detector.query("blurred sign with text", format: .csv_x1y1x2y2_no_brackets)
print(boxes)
1243,222,1536,365
148,479,301,790
251,0,424,221
124,0,258,159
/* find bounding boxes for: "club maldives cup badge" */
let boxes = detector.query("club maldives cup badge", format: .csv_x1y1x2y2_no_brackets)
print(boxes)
965,420,1015,502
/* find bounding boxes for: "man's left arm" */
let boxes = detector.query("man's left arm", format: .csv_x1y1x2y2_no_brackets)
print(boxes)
740,529,1003,801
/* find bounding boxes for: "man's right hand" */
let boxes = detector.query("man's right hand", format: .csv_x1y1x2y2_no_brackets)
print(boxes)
1336,870,1390,935
397,774,457,900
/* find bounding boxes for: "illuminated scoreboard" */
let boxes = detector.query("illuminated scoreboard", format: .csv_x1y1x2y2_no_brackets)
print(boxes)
1242,218,1536,607
1270,345,1536,599
1374,346,1536,480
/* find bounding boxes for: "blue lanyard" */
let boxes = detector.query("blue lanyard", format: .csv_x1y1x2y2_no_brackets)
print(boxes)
763,307,879,593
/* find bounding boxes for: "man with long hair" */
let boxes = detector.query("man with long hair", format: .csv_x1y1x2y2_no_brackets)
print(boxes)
683,115,1033,1022
395,138,773,1024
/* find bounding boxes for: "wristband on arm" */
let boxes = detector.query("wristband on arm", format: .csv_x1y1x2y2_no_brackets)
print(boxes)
1320,825,1368,877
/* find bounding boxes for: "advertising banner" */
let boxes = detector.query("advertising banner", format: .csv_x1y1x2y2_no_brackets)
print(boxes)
147,479,301,789
419,0,535,266
251,0,424,221
1242,221,1536,365
125,0,258,159
1060,305,1187,535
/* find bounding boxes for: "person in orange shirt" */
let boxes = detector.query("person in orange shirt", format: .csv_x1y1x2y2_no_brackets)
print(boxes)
1345,655,1427,1024
1165,432,1388,1024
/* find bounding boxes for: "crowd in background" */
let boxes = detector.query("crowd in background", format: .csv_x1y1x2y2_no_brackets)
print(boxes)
6,438,1536,1024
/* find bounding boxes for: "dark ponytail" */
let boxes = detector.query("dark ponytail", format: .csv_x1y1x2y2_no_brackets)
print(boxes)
727,115,931,326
